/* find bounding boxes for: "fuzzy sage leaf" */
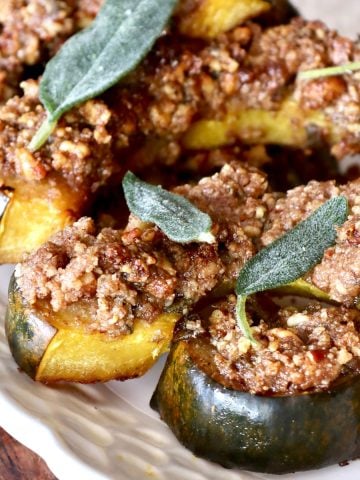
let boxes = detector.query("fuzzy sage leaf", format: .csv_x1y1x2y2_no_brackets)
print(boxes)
122,172,215,244
29,0,177,151
236,196,348,345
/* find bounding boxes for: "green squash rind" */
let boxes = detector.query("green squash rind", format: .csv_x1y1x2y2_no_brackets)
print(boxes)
5,274,57,379
5,273,180,383
151,341,360,474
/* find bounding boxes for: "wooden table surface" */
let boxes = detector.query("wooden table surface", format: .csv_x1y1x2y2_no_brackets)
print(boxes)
0,427,57,479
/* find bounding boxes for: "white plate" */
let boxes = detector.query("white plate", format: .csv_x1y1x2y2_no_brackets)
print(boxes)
1,1,359,479
1,265,360,480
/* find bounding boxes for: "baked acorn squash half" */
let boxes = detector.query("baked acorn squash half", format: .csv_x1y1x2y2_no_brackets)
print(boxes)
151,298,360,474
6,274,179,383
151,282,360,474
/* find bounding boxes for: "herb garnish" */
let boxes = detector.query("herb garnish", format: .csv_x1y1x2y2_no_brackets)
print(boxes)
29,0,177,151
235,196,348,345
298,61,360,80
122,172,216,244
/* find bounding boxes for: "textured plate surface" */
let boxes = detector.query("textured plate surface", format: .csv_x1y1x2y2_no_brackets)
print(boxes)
1,1,360,478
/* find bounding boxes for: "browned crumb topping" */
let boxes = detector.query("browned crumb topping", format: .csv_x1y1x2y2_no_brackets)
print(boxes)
311,180,360,306
16,217,172,335
15,162,274,335
1,17,359,189
311,214,360,306
0,80,118,189
112,17,360,158
175,162,272,279
205,296,360,394
15,160,360,336
251,19,360,158
15,216,222,336
0,0,102,103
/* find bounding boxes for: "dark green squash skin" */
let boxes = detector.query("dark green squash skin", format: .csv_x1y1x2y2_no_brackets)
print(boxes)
5,274,57,379
151,341,360,474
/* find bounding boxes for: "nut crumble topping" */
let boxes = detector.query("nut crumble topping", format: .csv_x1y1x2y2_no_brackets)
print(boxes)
0,0,102,103
15,162,360,339
204,296,360,394
17,162,272,335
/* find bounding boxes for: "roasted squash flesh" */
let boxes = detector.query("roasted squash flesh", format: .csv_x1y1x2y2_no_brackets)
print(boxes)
182,100,332,151
36,315,179,383
177,0,296,38
6,275,179,383
151,340,360,473
0,178,82,263
177,0,271,38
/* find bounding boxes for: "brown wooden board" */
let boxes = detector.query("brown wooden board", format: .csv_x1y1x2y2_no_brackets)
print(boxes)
0,427,57,480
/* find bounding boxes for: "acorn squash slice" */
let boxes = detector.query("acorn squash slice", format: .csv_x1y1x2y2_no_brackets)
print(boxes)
6,274,179,383
0,179,83,264
151,339,360,474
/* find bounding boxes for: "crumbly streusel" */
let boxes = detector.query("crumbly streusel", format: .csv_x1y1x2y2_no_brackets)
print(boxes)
203,295,360,394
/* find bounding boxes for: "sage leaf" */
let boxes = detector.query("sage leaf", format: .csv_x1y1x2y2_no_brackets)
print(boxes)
235,196,348,344
122,172,215,244
236,196,348,296
29,0,177,151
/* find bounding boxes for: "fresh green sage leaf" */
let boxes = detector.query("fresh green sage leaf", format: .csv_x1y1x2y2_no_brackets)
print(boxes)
29,0,177,151
236,196,348,296
298,61,360,80
235,196,348,345
122,172,216,244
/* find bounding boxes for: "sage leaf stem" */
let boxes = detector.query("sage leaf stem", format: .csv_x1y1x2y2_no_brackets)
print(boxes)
236,295,258,346
28,115,58,152
29,0,177,151
122,172,215,244
298,61,360,80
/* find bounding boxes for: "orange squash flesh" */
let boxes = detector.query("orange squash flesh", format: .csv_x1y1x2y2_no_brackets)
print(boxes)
6,274,179,383
177,0,270,38
0,178,83,264
36,314,179,383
